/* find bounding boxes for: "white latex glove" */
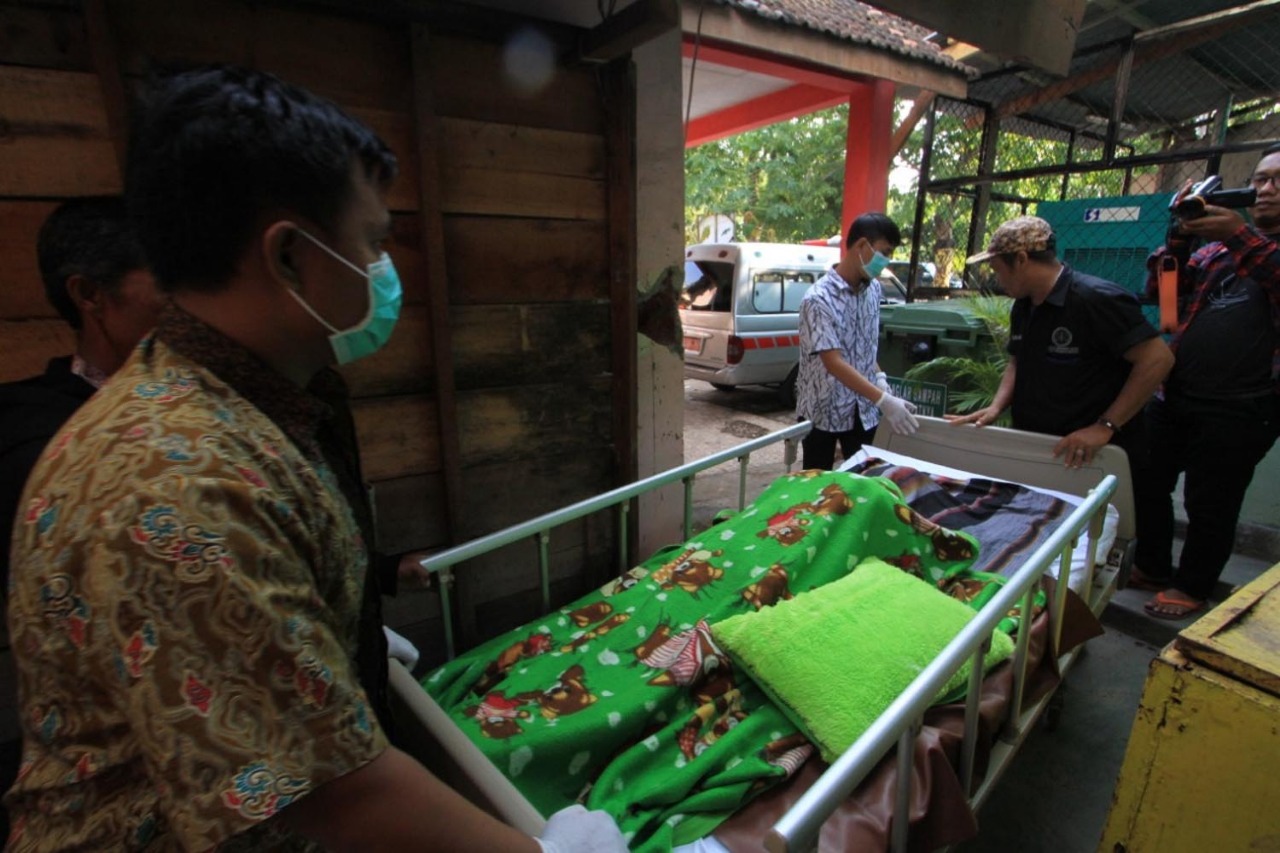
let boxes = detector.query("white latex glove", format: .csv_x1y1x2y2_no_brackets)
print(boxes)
875,390,920,436
383,626,420,670
873,370,891,395
535,804,629,853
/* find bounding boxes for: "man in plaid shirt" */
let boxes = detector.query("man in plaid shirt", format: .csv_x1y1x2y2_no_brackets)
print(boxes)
1134,144,1280,620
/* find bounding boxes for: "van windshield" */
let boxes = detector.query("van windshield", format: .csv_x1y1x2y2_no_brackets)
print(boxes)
682,261,735,312
752,270,817,314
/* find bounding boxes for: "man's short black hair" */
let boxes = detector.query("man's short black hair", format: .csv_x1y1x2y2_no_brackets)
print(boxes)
126,65,398,292
844,213,902,250
37,197,147,330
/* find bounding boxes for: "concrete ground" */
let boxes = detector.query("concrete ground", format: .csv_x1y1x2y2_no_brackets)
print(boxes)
681,380,1280,853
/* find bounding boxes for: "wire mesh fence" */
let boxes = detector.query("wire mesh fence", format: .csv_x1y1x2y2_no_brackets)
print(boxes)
900,7,1280,301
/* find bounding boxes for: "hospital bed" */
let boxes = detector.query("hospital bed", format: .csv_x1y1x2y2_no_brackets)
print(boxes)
388,417,1127,851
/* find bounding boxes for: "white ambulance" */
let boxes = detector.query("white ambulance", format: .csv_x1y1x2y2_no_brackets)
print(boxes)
680,242,904,406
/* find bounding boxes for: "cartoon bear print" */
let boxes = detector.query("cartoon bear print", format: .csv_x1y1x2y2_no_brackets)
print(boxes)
632,619,673,664
929,528,975,562
560,612,630,653
740,564,793,610
756,506,811,546
940,576,988,604
567,601,613,628
892,504,975,561
760,732,814,777
525,664,598,721
651,547,724,597
885,552,925,578
642,620,729,696
599,566,650,597
473,631,554,696
465,692,533,740
806,483,853,517
675,689,747,759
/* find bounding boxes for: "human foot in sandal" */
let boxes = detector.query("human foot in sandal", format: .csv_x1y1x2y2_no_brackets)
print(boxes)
1144,589,1206,620
1128,566,1172,591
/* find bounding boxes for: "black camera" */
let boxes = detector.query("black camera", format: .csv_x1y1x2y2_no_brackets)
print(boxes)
1170,175,1257,219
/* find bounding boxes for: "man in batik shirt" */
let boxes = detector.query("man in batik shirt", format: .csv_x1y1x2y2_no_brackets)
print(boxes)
6,66,623,853
796,212,919,470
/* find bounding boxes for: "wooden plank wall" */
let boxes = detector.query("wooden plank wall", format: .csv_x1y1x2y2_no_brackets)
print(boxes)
0,0,633,660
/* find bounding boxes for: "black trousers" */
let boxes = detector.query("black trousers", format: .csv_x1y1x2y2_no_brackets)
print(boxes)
801,411,877,470
1133,393,1279,600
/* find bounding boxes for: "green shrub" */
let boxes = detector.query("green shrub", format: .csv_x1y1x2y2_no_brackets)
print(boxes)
904,295,1013,423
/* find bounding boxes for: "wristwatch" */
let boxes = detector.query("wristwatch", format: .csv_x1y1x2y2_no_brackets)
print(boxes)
1096,417,1120,434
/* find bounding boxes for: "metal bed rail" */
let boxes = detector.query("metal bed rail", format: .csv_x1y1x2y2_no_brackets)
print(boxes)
417,421,813,659
764,474,1118,853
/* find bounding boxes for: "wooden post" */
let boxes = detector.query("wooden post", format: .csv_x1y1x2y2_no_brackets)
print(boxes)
602,57,638,574
408,23,464,550
84,0,130,178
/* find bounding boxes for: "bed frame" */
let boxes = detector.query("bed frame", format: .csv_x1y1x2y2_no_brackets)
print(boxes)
389,417,1123,851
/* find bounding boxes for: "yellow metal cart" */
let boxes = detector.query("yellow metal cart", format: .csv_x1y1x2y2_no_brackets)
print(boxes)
1100,563,1280,853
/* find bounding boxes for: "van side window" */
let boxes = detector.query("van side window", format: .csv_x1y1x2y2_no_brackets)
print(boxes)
682,261,735,312
752,271,816,314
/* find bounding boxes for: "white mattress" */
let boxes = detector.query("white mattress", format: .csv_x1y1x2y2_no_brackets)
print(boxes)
844,444,1119,594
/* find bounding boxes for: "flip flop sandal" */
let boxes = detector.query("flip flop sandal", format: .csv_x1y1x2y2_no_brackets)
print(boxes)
1128,567,1173,591
1144,590,1205,620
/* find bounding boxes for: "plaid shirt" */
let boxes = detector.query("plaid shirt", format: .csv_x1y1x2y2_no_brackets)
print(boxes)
1146,224,1280,394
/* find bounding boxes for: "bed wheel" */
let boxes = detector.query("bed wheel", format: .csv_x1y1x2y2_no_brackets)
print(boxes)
1043,684,1067,731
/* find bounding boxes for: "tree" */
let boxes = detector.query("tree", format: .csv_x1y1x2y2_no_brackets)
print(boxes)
683,100,982,251
685,105,849,245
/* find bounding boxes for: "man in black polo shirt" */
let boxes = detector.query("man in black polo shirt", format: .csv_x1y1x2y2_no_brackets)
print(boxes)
949,216,1173,469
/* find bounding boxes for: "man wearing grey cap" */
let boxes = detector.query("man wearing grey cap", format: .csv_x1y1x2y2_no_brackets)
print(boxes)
950,216,1173,469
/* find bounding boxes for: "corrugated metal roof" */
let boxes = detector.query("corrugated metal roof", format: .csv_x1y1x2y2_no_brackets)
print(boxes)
709,0,978,78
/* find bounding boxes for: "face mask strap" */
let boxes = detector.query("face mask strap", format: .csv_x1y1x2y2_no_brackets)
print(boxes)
294,227,369,279
285,287,341,335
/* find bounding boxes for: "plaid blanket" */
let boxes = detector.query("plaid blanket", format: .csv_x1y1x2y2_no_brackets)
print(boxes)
848,457,1071,577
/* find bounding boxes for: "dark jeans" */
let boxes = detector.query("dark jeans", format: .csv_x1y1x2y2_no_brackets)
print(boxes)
801,412,877,470
1133,393,1280,600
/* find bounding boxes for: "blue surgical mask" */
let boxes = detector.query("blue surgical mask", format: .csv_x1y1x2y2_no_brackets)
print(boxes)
860,244,891,280
289,228,402,365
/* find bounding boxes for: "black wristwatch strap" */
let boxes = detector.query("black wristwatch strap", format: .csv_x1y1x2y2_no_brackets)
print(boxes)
1097,417,1120,434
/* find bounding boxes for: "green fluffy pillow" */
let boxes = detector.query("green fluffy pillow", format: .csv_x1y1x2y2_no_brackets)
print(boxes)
711,558,1014,763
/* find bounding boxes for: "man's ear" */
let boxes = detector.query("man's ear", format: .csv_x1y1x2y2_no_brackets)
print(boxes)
65,273,104,318
263,221,300,289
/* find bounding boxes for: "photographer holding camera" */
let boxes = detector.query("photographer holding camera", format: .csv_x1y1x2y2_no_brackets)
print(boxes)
1133,144,1280,620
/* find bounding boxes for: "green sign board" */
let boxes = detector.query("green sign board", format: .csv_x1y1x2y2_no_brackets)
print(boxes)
885,377,948,417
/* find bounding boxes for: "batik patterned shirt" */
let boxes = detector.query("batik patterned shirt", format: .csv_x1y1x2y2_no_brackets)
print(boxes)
796,266,882,432
5,315,387,851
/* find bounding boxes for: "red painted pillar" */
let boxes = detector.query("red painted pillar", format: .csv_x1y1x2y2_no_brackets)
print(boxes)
841,79,896,246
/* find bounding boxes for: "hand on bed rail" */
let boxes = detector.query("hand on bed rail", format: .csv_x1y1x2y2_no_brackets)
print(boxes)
536,804,629,853
1052,423,1112,469
397,550,434,589
945,404,1003,428
874,390,920,435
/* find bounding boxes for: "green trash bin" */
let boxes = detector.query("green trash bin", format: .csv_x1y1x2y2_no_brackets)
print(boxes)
877,301,997,382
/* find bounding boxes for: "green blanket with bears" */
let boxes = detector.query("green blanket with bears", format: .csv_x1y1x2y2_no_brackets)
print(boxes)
423,471,1016,851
